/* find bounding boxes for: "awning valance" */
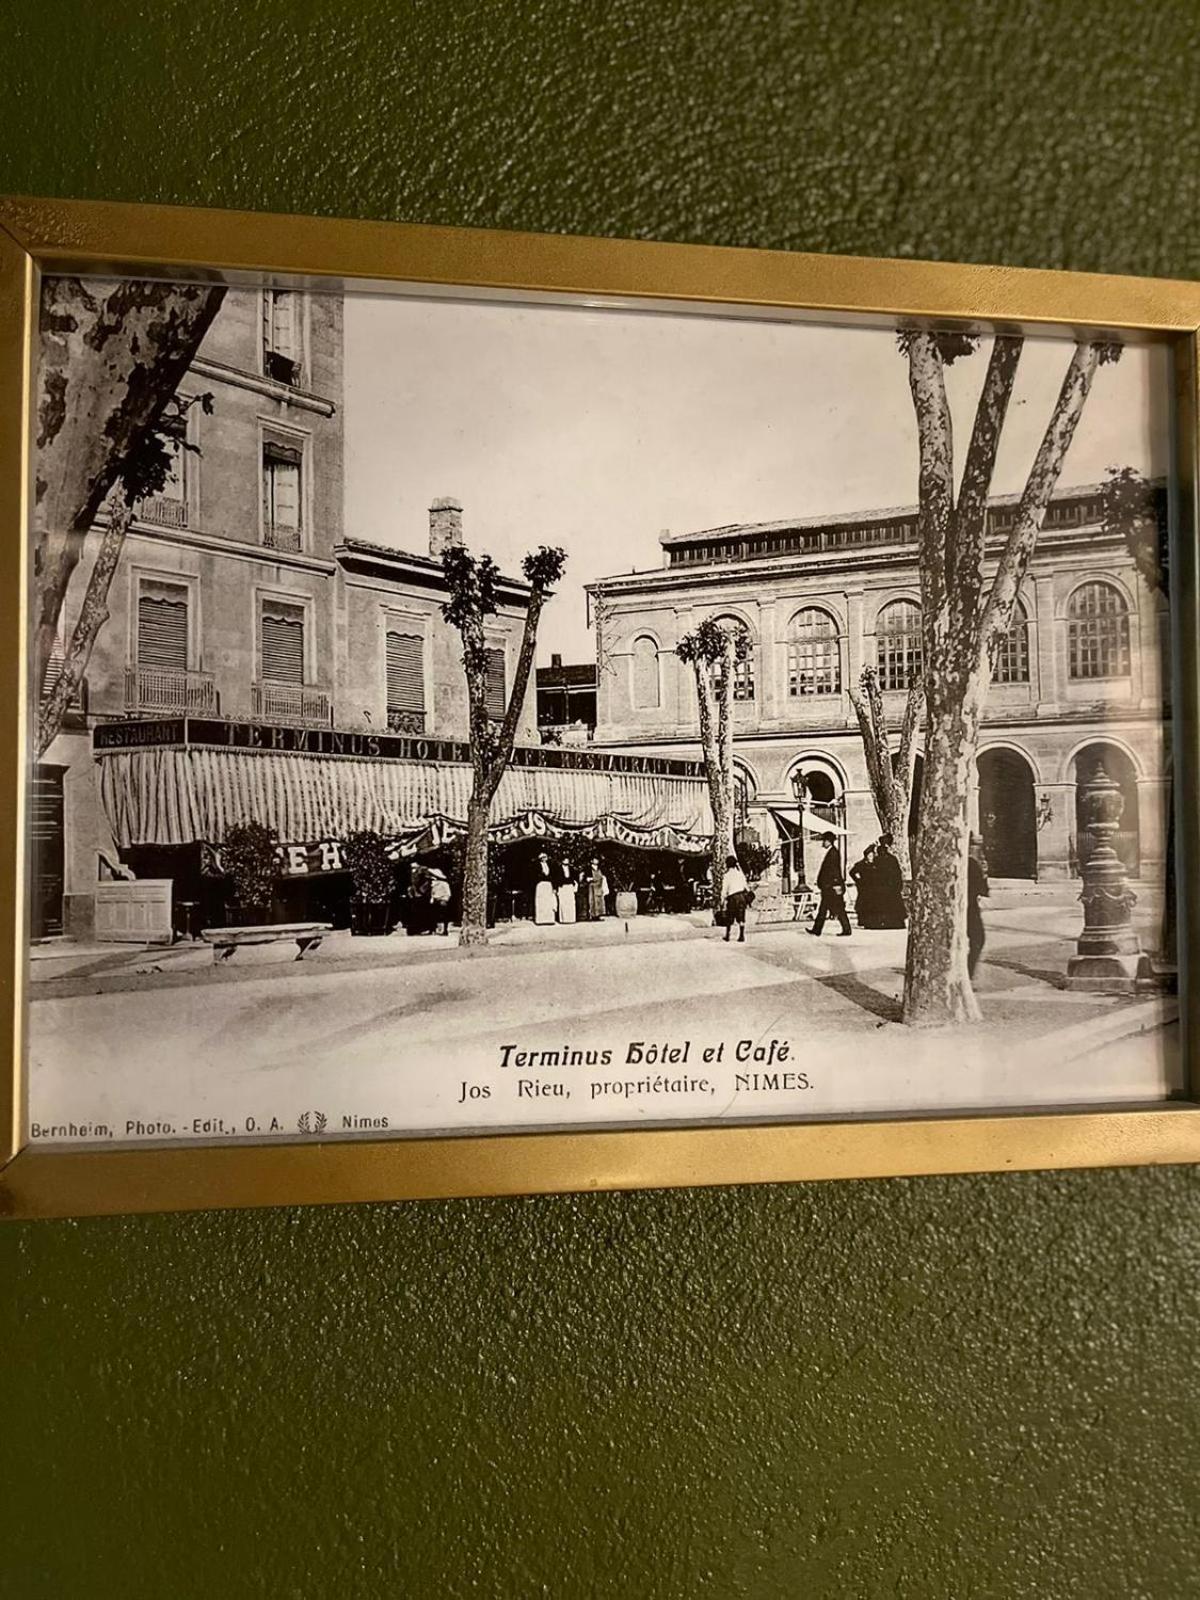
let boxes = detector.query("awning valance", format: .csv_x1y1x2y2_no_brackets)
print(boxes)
97,745,714,855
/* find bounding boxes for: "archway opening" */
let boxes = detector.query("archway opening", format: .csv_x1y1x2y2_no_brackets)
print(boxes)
782,757,846,890
977,748,1038,879
1071,742,1140,877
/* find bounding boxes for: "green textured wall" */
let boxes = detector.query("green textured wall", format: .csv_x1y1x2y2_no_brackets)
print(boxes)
3,2,1199,1595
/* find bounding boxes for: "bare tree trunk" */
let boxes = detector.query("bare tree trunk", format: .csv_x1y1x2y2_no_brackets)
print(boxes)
903,689,983,1025
460,792,490,947
37,489,133,757
849,667,921,878
710,789,733,924
691,648,736,922
901,334,1107,1026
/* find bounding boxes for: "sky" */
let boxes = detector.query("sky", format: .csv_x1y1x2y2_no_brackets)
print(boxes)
343,290,1172,664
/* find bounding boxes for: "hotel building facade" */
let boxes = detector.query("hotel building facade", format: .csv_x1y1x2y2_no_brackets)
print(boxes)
38,288,709,939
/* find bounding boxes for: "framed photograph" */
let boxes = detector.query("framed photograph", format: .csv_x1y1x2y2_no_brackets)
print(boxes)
1,195,1198,1219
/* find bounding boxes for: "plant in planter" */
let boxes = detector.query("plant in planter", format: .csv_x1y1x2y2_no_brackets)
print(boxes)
735,832,775,884
344,829,395,935
605,845,643,918
221,821,280,925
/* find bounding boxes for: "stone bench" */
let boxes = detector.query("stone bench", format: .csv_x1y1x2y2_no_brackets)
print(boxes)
200,922,332,963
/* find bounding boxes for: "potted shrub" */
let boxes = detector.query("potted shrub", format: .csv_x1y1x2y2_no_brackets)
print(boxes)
221,821,280,925
344,829,395,935
607,846,641,918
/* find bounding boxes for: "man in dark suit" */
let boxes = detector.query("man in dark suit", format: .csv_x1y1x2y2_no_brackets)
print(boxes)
808,832,852,937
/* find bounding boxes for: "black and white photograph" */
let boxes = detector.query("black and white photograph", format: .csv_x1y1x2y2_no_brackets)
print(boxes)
26,275,1180,1148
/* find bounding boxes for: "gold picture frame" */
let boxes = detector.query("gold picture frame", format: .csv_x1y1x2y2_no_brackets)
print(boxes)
1,193,1198,1220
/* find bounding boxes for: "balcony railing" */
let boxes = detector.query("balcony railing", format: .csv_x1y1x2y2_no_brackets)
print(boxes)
138,495,188,529
125,664,218,715
538,721,594,747
263,522,302,553
252,681,332,727
387,708,426,734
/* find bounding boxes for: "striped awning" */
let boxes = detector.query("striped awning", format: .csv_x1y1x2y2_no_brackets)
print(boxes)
97,745,713,853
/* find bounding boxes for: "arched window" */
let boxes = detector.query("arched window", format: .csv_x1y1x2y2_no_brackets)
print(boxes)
733,763,755,826
631,635,660,709
993,598,1031,685
1068,581,1130,680
788,608,840,696
876,599,922,690
711,616,754,702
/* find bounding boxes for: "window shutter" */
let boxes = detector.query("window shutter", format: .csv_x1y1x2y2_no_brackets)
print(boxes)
485,647,507,719
271,291,297,358
263,449,302,531
386,631,425,716
261,601,306,684
137,581,189,670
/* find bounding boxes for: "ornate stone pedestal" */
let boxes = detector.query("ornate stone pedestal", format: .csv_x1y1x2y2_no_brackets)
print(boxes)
1066,764,1148,993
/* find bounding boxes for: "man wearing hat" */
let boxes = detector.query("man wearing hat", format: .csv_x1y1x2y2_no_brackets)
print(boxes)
808,831,852,937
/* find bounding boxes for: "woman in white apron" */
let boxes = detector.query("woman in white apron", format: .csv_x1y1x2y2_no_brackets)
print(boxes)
534,852,557,925
557,866,577,924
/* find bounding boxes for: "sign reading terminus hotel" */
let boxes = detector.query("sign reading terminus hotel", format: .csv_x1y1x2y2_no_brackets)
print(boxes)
93,717,705,778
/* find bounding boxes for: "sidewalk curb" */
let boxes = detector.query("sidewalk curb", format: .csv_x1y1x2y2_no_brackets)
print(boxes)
1042,996,1179,1064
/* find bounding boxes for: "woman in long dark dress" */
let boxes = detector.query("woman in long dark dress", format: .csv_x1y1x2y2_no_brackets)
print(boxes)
873,833,907,929
850,844,879,928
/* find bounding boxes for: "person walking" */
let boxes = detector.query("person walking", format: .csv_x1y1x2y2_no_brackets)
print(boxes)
721,854,751,943
808,832,851,937
967,833,990,978
427,865,452,936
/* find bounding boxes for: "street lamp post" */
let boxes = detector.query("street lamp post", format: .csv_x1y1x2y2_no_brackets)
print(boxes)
1065,762,1147,992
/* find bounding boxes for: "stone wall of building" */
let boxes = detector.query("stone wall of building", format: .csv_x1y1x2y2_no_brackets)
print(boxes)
590,495,1170,886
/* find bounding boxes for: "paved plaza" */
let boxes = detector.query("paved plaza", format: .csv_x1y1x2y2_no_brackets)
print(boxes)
26,884,1179,1146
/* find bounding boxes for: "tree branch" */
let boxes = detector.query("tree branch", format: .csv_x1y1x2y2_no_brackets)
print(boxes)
37,488,133,757
896,673,924,807
980,341,1105,657
950,336,1023,639
849,677,891,826
486,587,546,794
906,333,955,639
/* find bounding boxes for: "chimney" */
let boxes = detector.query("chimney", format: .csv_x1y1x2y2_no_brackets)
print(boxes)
429,496,463,557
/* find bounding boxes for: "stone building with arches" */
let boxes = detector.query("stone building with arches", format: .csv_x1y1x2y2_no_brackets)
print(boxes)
587,482,1170,890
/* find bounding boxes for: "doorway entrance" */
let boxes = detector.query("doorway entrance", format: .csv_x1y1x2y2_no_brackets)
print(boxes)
977,747,1038,879
784,757,847,889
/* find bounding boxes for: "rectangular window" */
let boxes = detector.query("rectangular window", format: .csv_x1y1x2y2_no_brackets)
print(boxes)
386,630,425,732
485,647,507,719
137,579,190,670
262,441,303,551
262,290,302,385
260,598,306,685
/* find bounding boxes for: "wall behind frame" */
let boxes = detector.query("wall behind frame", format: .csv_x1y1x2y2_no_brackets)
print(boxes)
2,2,1199,1596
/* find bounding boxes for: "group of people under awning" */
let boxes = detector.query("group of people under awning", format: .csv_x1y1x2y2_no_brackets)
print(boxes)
532,851,610,926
